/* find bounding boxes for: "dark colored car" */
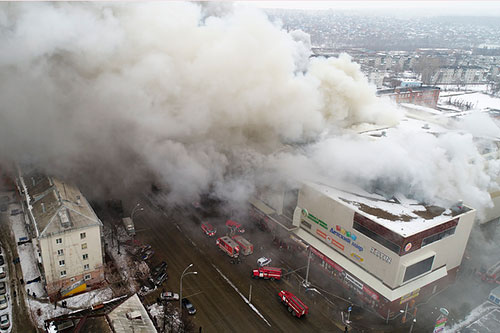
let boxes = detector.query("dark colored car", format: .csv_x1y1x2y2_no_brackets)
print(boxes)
0,282,5,295
182,298,196,315
154,271,168,286
0,255,4,266
152,261,167,276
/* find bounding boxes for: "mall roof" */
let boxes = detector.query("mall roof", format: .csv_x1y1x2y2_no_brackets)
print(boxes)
305,181,472,237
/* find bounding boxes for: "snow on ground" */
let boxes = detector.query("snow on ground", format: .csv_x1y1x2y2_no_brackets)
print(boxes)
103,226,142,294
442,92,500,110
443,301,498,332
147,302,181,332
438,84,490,94
27,286,113,328
8,202,45,298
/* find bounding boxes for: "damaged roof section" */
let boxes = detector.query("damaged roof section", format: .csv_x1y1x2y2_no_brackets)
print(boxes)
308,181,472,237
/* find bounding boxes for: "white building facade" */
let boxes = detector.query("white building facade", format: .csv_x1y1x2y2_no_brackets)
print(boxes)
17,171,104,300
250,181,475,317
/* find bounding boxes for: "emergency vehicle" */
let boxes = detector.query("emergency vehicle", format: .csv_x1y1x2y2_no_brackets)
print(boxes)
226,220,245,233
278,290,308,318
252,267,282,280
232,235,253,255
201,222,216,237
216,236,240,258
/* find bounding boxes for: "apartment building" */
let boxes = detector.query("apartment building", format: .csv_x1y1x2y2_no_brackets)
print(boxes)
17,171,104,300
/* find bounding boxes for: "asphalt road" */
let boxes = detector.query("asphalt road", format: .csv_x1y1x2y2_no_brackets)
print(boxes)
133,197,343,333
0,202,37,333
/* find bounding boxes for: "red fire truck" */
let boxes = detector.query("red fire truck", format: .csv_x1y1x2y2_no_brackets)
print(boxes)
278,290,308,318
252,267,282,280
226,220,245,233
232,235,253,255
216,236,240,258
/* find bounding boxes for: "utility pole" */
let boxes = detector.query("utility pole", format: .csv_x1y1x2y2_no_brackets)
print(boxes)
304,246,311,287
249,284,252,303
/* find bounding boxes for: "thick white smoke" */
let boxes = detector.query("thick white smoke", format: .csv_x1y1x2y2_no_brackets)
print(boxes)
0,2,497,215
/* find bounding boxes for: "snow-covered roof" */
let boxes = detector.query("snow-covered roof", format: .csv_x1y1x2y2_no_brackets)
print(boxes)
107,294,157,333
306,181,472,237
22,171,102,238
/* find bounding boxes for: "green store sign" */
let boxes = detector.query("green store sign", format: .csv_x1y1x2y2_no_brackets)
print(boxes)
302,209,328,230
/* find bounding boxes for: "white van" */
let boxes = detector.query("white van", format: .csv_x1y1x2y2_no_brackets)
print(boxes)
0,267,5,279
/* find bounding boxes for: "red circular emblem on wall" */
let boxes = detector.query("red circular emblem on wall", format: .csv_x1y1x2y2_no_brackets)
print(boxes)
404,243,412,252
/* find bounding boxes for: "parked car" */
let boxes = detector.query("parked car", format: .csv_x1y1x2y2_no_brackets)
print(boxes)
151,261,168,276
182,298,196,315
201,222,216,237
0,314,9,330
0,295,7,310
0,267,5,279
154,271,168,286
142,250,154,261
160,291,179,301
257,256,272,267
0,255,4,266
0,282,5,295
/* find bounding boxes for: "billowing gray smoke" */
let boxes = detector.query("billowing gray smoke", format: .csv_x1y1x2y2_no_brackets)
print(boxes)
0,2,497,215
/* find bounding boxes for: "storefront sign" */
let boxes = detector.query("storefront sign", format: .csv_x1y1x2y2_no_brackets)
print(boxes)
370,247,392,263
400,288,420,304
404,242,412,252
317,229,344,251
303,209,328,230
363,286,379,300
310,247,343,272
351,253,364,263
345,273,363,290
330,227,364,252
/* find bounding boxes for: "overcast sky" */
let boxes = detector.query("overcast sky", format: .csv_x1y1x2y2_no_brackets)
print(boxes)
239,1,500,17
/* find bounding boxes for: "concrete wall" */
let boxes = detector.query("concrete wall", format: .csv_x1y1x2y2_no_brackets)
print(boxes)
40,224,104,296
297,183,475,289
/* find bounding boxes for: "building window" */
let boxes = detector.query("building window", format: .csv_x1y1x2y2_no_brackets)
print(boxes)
59,260,65,266
56,238,62,244
403,256,435,283
81,243,87,250
57,249,64,256
301,220,312,229
60,270,66,277
83,254,88,260
84,274,91,280
422,227,456,247
84,264,90,271
80,232,86,239
353,221,401,254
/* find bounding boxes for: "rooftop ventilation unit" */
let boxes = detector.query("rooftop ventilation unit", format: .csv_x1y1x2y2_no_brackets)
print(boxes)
59,208,71,228
126,311,142,320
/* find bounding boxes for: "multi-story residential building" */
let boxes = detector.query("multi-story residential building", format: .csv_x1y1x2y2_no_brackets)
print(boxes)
250,181,475,317
17,171,104,300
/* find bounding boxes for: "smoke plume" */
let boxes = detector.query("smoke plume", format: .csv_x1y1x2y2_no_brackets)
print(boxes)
0,2,498,215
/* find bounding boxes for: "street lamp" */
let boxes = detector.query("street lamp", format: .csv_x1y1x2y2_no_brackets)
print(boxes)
179,264,198,315
304,245,312,287
409,318,416,333
131,203,144,219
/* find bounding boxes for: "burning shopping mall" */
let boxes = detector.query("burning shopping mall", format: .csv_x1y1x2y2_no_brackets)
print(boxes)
249,181,475,318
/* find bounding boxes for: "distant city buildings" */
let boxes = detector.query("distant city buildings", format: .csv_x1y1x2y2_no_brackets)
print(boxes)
16,170,104,300
377,86,441,108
